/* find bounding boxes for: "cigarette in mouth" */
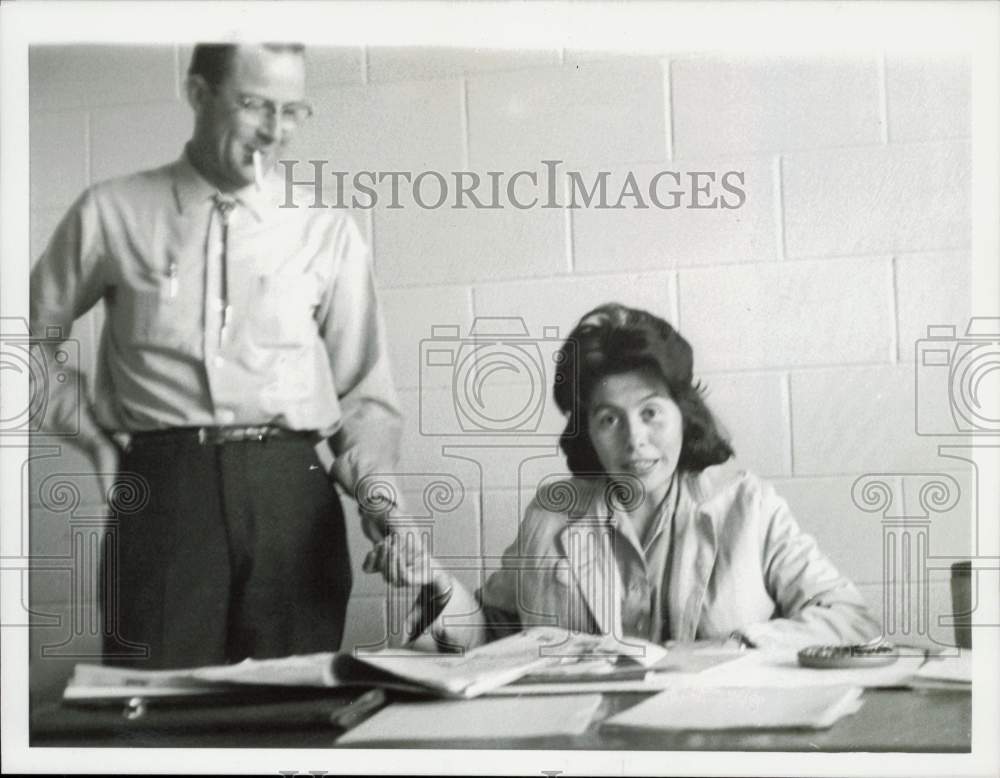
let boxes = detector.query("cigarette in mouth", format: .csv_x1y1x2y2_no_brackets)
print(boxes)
252,150,264,191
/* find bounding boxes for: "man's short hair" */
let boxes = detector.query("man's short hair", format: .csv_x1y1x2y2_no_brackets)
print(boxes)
188,43,306,88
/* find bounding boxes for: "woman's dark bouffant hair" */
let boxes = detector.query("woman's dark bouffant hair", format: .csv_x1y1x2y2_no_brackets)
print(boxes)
553,303,734,477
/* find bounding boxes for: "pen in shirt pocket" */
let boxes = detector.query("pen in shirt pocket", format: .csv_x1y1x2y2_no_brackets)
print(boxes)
164,259,179,299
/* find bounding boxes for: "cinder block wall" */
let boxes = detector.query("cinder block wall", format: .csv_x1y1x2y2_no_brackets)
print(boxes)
27,45,972,699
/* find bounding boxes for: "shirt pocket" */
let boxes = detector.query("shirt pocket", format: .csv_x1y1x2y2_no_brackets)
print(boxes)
119,275,197,353
251,272,320,349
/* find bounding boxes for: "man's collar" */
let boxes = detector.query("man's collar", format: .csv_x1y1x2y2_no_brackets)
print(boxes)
171,148,272,222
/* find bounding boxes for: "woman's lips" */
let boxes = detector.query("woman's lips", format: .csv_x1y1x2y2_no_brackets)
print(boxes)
622,458,659,475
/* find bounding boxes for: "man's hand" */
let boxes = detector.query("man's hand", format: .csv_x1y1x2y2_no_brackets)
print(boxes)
362,533,463,649
362,529,438,588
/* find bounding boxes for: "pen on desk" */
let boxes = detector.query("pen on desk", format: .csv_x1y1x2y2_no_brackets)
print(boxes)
406,581,454,644
330,689,386,730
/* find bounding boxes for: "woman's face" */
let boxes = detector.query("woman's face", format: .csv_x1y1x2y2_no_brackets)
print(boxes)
587,369,683,505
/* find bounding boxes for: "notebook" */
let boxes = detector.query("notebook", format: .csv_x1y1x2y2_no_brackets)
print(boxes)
337,694,602,744
603,685,864,731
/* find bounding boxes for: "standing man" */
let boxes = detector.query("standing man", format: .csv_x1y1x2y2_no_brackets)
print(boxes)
30,43,402,667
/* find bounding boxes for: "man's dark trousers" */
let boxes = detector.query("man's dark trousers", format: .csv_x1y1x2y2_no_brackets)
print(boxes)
101,432,351,668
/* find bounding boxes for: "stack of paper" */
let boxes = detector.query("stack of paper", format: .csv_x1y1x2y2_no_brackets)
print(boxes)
603,685,864,731
63,627,651,703
337,694,602,744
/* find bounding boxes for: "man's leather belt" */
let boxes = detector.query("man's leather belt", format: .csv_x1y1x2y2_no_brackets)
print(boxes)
130,426,314,445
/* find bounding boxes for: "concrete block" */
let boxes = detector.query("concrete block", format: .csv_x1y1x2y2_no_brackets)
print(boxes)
789,365,974,476
30,209,67,266
783,141,971,258
679,257,894,372
379,285,474,389
563,50,668,66
770,474,902,585
29,503,78,559
30,45,179,111
467,60,667,169
410,375,564,439
28,548,102,610
472,271,675,342
89,102,191,183
368,46,560,82
886,55,971,142
572,157,777,272
481,488,539,559
373,196,567,286
28,441,106,510
671,55,882,158
306,46,365,86
176,44,364,92
855,578,961,649
896,252,973,362
396,387,497,479
703,371,790,477
294,79,464,173
900,469,973,560
401,383,566,491
29,110,87,211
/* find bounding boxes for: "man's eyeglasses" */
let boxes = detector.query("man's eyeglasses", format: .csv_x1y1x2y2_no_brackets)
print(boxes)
232,93,314,129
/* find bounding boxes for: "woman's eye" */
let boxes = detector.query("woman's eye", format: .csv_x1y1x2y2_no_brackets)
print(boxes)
596,414,617,429
642,406,660,421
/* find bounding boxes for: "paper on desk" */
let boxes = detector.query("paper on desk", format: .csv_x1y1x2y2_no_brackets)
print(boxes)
603,685,864,731
914,649,971,684
63,653,339,701
191,652,337,687
337,694,602,744
64,664,224,699
665,649,924,689
487,644,746,696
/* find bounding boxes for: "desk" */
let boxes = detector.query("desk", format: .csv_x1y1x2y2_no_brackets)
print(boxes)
31,687,970,752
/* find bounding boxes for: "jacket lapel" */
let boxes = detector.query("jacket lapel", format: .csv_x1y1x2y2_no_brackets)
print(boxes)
557,480,622,636
668,473,721,641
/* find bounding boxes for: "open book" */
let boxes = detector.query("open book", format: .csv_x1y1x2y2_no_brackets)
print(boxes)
64,627,669,703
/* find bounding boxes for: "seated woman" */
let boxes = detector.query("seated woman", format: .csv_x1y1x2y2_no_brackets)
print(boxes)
373,303,881,650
